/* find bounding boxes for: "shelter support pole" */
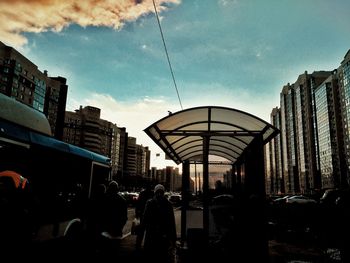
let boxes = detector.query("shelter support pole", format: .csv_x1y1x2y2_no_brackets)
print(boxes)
231,164,236,195
242,134,269,261
202,135,209,245
194,161,197,194
245,134,266,197
181,160,190,244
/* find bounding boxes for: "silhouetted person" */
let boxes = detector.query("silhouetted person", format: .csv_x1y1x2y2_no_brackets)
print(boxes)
103,181,127,238
0,170,33,259
214,179,225,196
336,190,350,262
135,183,154,249
143,184,177,263
98,180,127,260
86,183,107,251
240,194,269,263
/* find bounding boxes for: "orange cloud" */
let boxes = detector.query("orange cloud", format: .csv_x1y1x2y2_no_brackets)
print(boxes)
0,0,180,47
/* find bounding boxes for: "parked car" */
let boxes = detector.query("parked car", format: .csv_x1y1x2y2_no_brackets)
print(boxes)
121,191,139,206
320,188,341,206
285,195,317,204
272,195,290,205
168,194,182,206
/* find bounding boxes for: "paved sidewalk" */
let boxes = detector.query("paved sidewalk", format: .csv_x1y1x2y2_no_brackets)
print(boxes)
113,234,327,263
269,240,326,263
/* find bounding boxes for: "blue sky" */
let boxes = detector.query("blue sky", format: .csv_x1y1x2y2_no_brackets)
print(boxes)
1,0,350,169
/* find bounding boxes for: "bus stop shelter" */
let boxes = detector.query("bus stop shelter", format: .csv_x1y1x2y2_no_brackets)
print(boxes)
144,106,279,254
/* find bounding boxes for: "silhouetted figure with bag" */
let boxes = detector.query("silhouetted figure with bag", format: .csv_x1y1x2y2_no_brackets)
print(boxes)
143,184,177,263
100,181,127,258
0,170,33,259
135,182,154,249
103,181,127,238
86,183,107,252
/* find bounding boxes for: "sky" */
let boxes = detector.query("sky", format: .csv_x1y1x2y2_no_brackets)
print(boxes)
1,0,350,170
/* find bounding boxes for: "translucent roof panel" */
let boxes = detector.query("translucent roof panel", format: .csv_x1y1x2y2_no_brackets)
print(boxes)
176,140,202,154
144,106,279,165
172,136,202,150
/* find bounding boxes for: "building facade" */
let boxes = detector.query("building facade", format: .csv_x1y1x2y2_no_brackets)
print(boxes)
63,106,122,177
267,50,350,195
266,107,284,194
0,41,67,139
314,72,344,189
338,50,350,187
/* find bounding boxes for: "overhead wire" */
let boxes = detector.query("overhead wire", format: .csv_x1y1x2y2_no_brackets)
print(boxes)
152,0,183,110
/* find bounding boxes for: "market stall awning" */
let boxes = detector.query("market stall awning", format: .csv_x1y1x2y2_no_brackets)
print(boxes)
144,106,279,164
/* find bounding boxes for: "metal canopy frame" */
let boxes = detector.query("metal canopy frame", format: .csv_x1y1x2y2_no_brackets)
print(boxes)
144,106,279,165
144,106,279,249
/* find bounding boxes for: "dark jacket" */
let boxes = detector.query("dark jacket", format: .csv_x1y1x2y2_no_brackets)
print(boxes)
103,189,127,237
135,188,154,220
143,195,176,250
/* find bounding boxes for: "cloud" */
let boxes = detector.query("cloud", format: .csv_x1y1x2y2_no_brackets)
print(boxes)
218,0,238,7
68,92,172,128
0,0,180,47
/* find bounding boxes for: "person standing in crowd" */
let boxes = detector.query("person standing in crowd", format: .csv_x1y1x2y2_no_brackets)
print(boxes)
142,184,177,263
134,182,154,249
86,183,107,250
103,180,128,239
98,180,128,259
0,170,33,258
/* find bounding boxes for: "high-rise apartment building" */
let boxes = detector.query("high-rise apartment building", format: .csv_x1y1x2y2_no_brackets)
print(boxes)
117,127,128,181
44,76,68,139
314,72,345,189
280,83,298,194
0,41,67,139
127,137,137,178
63,105,122,177
268,50,350,194
266,107,284,194
278,72,332,194
264,137,272,194
294,71,331,193
338,49,350,187
136,144,150,179
124,137,151,188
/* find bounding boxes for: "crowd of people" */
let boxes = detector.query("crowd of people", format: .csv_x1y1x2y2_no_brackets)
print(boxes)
82,180,178,262
0,168,178,261
5,169,350,262
0,168,181,262
72,180,177,262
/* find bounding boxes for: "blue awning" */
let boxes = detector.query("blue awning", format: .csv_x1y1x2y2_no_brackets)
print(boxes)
0,118,110,165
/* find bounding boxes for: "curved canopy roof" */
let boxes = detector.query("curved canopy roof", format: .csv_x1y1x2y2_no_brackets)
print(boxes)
144,106,279,165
